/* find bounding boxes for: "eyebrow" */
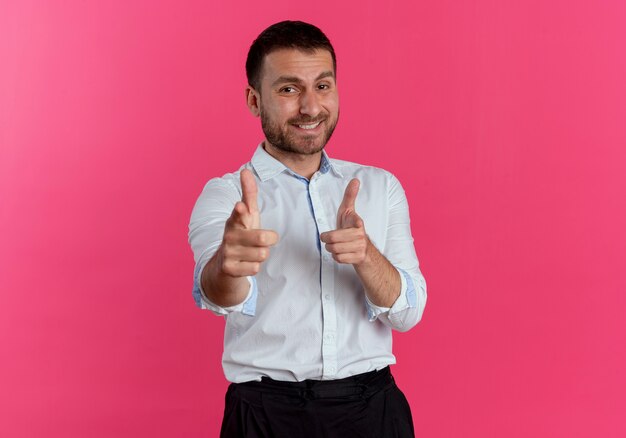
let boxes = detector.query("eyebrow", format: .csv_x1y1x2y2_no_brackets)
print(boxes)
271,71,335,87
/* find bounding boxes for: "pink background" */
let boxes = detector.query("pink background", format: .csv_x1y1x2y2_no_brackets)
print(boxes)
1,1,625,437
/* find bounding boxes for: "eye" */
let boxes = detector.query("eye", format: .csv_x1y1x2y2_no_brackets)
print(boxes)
280,86,297,94
318,84,330,90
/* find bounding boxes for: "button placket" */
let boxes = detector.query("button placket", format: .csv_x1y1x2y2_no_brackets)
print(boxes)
308,179,338,378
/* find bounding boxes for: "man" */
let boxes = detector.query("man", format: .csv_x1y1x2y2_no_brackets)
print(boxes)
189,20,427,437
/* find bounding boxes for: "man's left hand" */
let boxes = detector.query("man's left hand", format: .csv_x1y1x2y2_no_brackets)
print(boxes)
320,178,370,266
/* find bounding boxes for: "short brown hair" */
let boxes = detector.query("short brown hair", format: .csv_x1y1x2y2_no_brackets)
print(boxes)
246,21,337,91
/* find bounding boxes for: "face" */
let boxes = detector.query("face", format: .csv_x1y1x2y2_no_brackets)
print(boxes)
248,48,339,156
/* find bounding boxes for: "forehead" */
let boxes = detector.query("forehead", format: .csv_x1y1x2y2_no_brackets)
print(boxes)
260,48,334,85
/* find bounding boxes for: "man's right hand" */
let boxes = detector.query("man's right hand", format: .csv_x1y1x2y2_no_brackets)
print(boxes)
218,168,279,277
201,169,278,307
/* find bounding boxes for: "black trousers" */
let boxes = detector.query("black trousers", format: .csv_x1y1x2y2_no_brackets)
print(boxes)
220,367,415,438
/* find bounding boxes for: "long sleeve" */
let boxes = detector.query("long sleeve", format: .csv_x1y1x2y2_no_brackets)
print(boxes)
364,172,427,332
188,174,257,316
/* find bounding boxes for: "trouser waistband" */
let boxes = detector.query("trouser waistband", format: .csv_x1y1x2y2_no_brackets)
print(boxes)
232,366,393,400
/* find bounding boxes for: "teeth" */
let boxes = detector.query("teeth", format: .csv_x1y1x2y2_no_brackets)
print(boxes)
297,121,321,130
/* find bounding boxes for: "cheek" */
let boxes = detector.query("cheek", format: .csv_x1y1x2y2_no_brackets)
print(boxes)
325,95,339,115
268,102,297,121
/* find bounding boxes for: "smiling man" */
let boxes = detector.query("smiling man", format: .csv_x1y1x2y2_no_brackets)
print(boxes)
189,21,427,437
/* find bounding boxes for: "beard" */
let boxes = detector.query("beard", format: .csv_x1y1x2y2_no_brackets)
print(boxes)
260,104,339,156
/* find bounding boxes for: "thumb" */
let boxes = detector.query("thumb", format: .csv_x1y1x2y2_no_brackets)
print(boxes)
338,179,360,228
341,209,364,229
240,169,259,214
339,178,360,212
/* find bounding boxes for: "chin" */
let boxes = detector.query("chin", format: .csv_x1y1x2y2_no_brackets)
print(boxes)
292,142,327,155
274,137,327,155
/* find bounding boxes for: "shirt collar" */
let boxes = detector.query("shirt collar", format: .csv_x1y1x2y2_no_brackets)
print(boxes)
250,142,343,181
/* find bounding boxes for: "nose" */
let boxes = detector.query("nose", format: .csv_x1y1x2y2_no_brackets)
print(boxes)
299,89,321,117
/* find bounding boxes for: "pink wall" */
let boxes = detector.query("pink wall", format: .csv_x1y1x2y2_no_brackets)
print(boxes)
1,1,625,436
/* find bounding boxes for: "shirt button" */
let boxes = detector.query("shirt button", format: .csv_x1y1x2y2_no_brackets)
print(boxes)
324,294,330,300
317,217,324,224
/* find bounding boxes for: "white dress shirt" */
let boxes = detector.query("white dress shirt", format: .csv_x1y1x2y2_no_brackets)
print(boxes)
188,144,427,383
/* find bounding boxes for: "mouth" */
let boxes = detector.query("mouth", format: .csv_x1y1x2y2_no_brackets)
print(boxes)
291,120,324,132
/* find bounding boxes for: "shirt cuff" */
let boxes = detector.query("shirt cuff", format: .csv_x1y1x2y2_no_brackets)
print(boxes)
192,262,258,316
365,267,417,322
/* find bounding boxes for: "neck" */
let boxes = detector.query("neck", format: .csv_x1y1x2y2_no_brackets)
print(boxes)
263,141,323,180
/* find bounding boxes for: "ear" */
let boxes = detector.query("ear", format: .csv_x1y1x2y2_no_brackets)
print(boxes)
246,86,261,117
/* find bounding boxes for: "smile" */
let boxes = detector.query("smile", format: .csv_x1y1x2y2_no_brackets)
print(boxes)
295,121,322,130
